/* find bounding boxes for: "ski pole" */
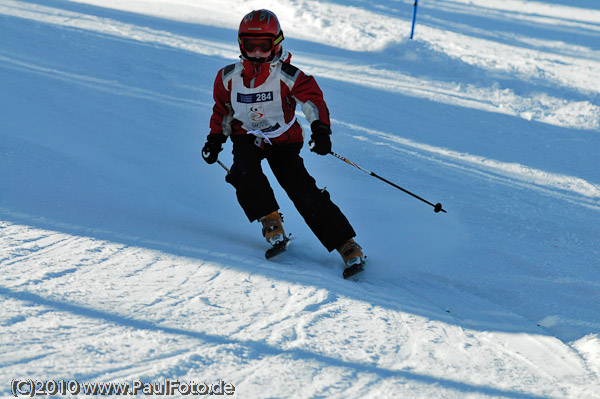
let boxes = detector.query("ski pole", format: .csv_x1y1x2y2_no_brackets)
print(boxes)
410,0,419,39
216,159,230,173
329,151,446,213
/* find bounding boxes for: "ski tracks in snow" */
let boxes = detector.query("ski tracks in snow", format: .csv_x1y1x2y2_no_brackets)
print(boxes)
1,219,599,398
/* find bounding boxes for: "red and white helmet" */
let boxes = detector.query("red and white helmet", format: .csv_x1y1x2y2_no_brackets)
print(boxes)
238,10,284,62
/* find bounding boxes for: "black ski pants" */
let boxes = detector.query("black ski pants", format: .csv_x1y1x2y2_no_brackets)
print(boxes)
226,135,355,252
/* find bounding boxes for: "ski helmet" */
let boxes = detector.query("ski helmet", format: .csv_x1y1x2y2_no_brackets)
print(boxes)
238,10,284,62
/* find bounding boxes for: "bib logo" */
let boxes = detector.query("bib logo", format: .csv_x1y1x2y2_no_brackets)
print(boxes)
248,105,264,122
247,104,270,130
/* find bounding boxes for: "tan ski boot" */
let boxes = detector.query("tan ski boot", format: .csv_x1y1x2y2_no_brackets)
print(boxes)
337,238,365,268
259,211,286,246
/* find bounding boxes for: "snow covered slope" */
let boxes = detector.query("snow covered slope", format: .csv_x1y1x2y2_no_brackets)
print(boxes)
1,0,599,397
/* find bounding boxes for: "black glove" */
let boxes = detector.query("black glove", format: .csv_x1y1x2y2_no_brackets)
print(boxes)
202,134,226,164
308,120,332,155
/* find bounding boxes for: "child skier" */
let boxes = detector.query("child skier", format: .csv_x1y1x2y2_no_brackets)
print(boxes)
202,9,365,271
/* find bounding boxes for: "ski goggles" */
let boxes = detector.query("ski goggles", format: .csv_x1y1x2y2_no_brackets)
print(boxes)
239,35,283,54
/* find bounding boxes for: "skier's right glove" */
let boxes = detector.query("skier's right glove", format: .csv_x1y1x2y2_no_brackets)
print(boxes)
202,133,226,164
308,120,332,156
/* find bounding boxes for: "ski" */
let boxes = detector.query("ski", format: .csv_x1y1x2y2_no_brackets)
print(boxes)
265,236,292,259
343,260,366,279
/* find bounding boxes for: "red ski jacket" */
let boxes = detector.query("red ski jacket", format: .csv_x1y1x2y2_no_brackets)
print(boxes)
209,49,331,146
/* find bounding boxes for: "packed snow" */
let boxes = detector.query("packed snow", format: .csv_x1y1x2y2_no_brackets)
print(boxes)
1,0,599,398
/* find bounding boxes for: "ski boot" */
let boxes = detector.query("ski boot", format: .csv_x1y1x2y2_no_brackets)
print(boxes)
259,211,286,245
260,211,291,259
337,238,366,279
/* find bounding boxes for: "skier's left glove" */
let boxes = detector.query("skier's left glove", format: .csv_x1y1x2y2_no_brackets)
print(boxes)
308,121,332,155
202,133,226,164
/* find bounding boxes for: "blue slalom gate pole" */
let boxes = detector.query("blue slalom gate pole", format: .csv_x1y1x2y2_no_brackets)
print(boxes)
410,0,419,39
